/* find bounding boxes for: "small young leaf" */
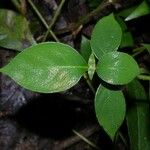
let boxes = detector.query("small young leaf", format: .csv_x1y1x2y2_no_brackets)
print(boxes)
88,53,96,80
127,80,150,150
125,1,150,21
0,9,35,51
95,85,126,140
80,36,92,62
96,52,140,85
0,42,88,93
91,14,122,59
143,43,150,54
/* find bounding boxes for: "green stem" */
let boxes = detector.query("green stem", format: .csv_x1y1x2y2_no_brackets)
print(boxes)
72,129,99,150
43,0,65,42
138,75,150,81
84,73,96,94
132,47,145,57
27,0,59,42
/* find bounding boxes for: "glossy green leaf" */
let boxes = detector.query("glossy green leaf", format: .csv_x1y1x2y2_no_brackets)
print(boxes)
95,85,126,140
125,1,150,21
91,14,122,59
80,36,92,62
88,53,96,80
0,42,88,93
96,52,140,85
143,43,150,54
127,80,150,150
0,9,35,51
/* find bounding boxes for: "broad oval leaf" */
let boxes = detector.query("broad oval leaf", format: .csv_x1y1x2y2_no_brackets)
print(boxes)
91,14,122,59
95,85,126,140
96,52,140,85
0,42,88,93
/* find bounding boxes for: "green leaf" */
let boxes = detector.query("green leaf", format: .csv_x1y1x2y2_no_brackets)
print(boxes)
125,1,150,21
142,43,150,54
95,85,126,140
118,6,137,18
0,9,35,51
80,36,92,62
88,53,96,80
120,32,134,48
127,80,150,150
127,79,148,101
91,13,122,59
0,42,88,93
116,17,134,48
0,34,7,41
96,52,140,85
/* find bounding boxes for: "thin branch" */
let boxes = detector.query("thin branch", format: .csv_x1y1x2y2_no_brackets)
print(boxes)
53,125,100,150
43,0,66,41
27,0,59,42
73,129,99,149
55,0,113,35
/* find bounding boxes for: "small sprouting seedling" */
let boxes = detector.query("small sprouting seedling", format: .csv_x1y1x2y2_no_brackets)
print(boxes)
0,13,140,140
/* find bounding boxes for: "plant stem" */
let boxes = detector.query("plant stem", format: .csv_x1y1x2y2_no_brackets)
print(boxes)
72,129,99,150
11,0,21,13
84,73,96,94
27,0,59,42
132,47,145,57
138,75,150,81
118,132,128,148
42,0,65,42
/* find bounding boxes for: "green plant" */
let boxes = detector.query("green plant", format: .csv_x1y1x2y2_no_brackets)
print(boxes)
0,0,150,149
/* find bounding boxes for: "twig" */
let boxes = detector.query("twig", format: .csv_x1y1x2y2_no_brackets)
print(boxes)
55,0,113,35
53,125,100,150
138,75,150,81
42,0,66,41
11,0,26,15
27,0,59,42
73,129,99,149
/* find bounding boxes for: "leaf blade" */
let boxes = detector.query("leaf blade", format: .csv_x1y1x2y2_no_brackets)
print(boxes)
96,52,140,85
125,1,150,21
91,13,122,59
127,80,150,150
0,9,35,50
95,85,126,140
0,42,88,93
